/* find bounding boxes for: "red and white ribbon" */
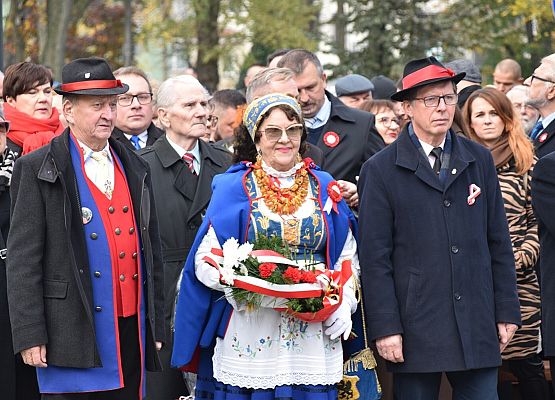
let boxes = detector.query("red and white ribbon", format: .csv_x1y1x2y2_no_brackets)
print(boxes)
467,183,481,205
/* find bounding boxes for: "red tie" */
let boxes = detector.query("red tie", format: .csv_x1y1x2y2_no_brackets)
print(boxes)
183,152,196,175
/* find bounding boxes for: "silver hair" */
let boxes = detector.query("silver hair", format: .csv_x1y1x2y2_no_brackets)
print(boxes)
156,75,208,109
246,67,295,103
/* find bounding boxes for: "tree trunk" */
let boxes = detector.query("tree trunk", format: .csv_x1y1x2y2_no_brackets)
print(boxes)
123,0,134,66
40,0,73,81
193,0,220,92
5,0,26,66
335,0,346,55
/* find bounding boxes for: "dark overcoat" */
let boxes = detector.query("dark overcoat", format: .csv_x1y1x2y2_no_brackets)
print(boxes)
531,150,555,356
533,119,555,159
6,129,164,370
357,126,520,373
313,91,384,183
111,122,163,152
139,136,231,399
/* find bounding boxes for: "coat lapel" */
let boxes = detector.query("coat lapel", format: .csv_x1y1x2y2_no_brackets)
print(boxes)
188,141,226,222
443,136,474,192
395,128,443,192
319,92,356,157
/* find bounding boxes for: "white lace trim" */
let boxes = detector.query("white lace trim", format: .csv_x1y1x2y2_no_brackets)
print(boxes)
261,159,304,180
214,368,343,389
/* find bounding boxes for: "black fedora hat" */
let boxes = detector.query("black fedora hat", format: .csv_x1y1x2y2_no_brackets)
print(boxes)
391,56,465,102
54,57,129,96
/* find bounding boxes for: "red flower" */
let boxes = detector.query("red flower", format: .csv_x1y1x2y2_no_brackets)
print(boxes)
259,262,277,278
283,267,302,283
300,270,317,283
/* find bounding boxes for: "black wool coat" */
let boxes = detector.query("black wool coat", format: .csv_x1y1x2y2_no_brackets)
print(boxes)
111,122,163,152
531,150,555,356
358,127,520,373
6,129,165,370
533,119,555,159
139,136,231,399
312,91,384,183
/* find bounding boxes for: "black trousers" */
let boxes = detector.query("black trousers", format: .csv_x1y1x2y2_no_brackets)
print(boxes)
503,354,549,400
42,315,141,400
393,367,499,400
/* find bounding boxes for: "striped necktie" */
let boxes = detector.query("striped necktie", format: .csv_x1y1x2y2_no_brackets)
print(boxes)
183,152,196,175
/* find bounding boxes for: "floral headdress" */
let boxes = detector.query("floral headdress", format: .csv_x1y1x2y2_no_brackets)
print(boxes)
243,93,302,141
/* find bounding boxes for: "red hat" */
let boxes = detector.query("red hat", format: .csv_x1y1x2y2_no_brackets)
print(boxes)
391,56,465,101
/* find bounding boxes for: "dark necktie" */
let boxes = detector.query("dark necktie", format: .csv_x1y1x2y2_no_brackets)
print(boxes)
129,135,141,150
183,152,197,175
431,147,442,176
529,121,544,140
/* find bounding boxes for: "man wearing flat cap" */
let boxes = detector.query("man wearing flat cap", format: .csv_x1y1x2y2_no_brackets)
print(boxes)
6,57,164,399
335,73,374,110
358,56,520,399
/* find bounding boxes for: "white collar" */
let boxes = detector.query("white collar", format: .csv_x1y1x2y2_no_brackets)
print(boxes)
305,96,331,129
166,136,201,161
124,130,149,144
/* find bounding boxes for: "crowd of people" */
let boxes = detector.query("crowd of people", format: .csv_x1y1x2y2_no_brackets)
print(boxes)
0,48,555,400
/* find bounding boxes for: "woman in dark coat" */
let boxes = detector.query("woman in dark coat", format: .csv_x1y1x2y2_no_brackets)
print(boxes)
463,87,549,399
0,109,39,399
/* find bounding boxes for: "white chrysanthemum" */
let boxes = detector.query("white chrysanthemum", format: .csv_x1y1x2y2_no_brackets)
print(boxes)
219,267,235,286
222,237,240,270
237,242,254,262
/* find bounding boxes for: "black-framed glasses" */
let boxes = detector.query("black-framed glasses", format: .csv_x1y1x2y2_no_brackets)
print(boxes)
117,93,153,107
531,74,555,85
413,94,458,108
259,124,304,142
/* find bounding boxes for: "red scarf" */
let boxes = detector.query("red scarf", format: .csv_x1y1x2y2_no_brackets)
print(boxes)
4,103,64,155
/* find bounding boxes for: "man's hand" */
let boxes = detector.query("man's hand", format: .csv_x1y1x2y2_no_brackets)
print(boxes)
21,345,47,367
498,322,518,352
376,334,404,363
338,180,358,208
156,341,163,351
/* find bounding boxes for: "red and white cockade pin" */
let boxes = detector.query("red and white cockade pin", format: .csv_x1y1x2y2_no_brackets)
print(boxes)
324,181,343,214
323,131,340,148
539,132,548,143
467,183,481,206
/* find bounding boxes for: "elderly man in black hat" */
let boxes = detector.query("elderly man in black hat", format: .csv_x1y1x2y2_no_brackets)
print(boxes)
358,56,520,399
6,57,164,400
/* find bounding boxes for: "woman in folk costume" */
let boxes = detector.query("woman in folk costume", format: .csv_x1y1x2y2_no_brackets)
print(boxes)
172,93,360,399
463,87,549,399
3,62,64,156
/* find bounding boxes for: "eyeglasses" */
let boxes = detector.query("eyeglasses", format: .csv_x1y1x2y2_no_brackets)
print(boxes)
207,115,219,128
531,75,555,85
117,93,153,107
259,124,304,142
377,116,400,127
413,94,458,108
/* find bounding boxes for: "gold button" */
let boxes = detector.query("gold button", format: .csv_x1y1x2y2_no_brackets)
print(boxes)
129,227,135,234
132,273,138,280
123,206,129,213
119,274,125,281
90,233,98,240
119,252,125,259
115,228,121,235
132,252,138,259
